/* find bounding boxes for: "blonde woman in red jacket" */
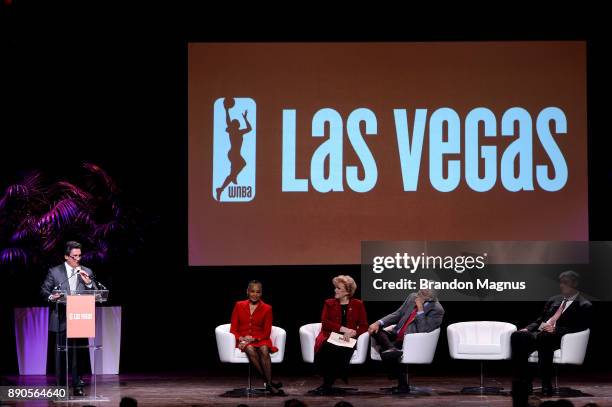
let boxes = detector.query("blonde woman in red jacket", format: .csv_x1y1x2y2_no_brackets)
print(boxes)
311,275,368,395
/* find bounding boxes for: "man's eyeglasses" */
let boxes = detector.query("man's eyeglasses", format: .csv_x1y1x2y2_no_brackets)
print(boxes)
68,254,82,260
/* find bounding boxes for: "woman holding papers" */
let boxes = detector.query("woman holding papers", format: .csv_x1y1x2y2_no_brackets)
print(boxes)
311,275,368,395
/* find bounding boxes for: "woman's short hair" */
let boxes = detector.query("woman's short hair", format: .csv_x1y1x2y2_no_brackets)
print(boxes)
332,275,357,297
247,280,262,290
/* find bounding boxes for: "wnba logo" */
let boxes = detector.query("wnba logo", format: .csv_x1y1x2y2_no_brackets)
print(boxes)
212,97,256,202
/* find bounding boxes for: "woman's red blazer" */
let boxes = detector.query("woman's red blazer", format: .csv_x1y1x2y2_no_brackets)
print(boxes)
230,299,278,353
314,298,368,353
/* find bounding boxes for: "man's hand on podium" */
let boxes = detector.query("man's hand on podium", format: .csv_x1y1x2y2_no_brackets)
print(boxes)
49,292,62,302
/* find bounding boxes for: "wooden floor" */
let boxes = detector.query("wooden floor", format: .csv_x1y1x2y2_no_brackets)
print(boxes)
2,373,612,406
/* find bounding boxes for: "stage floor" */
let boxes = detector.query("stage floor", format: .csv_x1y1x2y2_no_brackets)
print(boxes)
2,373,612,406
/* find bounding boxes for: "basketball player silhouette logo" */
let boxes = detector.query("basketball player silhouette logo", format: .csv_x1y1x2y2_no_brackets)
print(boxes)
212,97,256,202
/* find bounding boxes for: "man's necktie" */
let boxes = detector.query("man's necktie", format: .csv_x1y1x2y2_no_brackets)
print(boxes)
69,268,77,293
395,308,419,343
546,299,567,327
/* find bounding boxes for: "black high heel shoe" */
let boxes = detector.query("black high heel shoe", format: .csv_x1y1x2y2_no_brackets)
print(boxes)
270,381,283,389
265,383,286,396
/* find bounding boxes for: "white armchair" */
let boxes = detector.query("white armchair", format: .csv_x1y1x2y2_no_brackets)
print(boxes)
447,321,516,394
299,322,369,364
528,329,590,396
370,325,440,394
216,323,286,363
370,326,440,364
215,323,286,395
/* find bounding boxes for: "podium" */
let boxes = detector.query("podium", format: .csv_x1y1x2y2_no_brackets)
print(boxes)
52,289,109,402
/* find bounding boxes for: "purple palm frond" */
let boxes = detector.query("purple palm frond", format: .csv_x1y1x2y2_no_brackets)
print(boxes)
74,211,95,227
42,233,62,252
93,221,123,239
82,241,108,263
22,171,43,192
1,171,43,199
54,181,93,202
112,201,122,218
83,162,120,194
0,185,26,211
0,172,44,210
37,199,80,230
11,216,38,242
1,163,141,270
2,184,28,199
0,247,28,264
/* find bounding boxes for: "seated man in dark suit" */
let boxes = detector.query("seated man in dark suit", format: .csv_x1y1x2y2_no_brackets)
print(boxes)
368,288,444,393
511,270,592,397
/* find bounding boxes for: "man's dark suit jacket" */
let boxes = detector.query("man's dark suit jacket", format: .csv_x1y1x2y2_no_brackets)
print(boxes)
40,264,98,332
379,292,445,335
525,293,592,337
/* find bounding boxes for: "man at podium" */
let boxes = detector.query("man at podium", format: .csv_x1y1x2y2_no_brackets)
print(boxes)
40,241,98,396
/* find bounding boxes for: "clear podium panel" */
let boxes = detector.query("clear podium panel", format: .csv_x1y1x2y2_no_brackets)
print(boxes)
51,289,110,402
52,290,109,304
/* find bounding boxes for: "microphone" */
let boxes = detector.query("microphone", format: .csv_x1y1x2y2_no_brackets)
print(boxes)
75,266,100,287
73,264,107,290
53,268,79,291
74,265,87,278
89,274,108,290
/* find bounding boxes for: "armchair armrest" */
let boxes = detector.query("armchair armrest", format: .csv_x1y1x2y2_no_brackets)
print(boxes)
299,323,321,363
215,324,236,363
560,329,590,365
271,326,287,362
499,324,517,359
400,328,440,364
446,324,460,359
351,331,370,364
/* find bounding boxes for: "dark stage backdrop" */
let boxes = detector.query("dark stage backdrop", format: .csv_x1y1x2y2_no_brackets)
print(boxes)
1,7,611,377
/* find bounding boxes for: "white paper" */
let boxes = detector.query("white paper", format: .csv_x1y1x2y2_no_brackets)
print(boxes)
327,331,357,348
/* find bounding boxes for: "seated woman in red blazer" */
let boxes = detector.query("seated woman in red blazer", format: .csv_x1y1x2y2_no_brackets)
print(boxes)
311,275,368,395
230,280,283,395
